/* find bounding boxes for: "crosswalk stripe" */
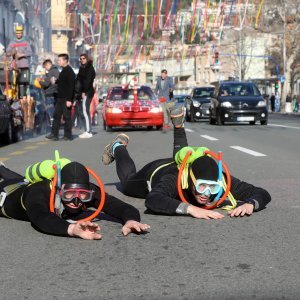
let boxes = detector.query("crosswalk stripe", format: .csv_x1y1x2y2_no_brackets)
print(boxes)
0,157,10,162
185,128,194,133
269,123,300,130
200,135,219,141
10,151,26,156
230,146,266,157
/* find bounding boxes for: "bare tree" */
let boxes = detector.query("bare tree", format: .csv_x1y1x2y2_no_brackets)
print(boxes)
263,0,300,108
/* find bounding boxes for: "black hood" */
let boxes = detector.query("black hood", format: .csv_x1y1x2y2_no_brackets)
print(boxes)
189,156,218,182
61,162,89,189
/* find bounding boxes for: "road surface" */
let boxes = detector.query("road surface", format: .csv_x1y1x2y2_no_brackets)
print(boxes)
0,114,299,299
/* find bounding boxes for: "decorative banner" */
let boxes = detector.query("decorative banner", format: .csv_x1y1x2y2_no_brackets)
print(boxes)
64,0,267,70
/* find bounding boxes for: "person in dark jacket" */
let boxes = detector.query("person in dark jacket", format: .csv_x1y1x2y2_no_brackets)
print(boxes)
39,59,60,124
46,53,75,141
0,161,150,240
77,53,96,139
101,108,271,220
270,93,275,112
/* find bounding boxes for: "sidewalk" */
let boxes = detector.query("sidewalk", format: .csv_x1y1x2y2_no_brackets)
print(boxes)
269,111,300,117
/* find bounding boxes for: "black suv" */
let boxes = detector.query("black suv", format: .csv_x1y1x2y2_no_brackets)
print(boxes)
209,81,268,125
185,87,214,122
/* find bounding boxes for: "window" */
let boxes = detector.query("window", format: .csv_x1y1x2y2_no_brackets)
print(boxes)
193,88,214,98
219,83,261,97
108,87,156,101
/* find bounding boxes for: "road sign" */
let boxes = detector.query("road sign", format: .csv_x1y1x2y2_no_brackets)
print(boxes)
280,75,285,83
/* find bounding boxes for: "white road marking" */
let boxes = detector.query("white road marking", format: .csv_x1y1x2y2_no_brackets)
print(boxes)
269,123,300,130
200,135,219,141
185,128,194,133
230,146,267,157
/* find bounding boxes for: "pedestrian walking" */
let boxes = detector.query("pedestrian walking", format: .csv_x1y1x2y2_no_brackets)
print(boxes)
155,69,174,128
77,53,96,139
46,54,75,141
270,93,275,112
285,93,292,113
39,59,60,126
292,95,297,112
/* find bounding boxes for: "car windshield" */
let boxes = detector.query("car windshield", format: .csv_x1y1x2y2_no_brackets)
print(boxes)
108,87,156,101
193,88,214,98
219,83,261,97
174,96,186,103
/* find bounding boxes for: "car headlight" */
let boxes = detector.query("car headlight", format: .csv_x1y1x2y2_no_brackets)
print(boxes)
192,101,200,107
220,101,232,108
256,100,266,107
150,106,162,113
107,107,122,114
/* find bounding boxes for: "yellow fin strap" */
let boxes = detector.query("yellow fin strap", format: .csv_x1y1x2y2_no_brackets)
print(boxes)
180,163,189,189
219,174,237,211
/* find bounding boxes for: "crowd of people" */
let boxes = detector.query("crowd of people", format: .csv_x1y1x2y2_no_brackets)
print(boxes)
42,52,97,141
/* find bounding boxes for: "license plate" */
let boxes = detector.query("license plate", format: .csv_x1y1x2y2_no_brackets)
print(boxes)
237,116,254,121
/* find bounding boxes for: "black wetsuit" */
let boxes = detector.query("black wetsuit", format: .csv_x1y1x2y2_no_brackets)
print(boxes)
114,128,271,215
0,167,140,236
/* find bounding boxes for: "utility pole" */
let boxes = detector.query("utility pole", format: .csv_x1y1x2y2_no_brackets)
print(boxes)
239,28,242,80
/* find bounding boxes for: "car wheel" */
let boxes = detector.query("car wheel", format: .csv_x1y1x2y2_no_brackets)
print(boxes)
260,120,268,125
147,126,153,130
209,116,216,125
12,124,23,143
190,110,195,123
249,121,255,125
2,121,13,144
185,108,191,122
156,125,163,130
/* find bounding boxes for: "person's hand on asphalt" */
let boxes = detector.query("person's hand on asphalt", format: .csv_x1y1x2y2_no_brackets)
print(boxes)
122,220,150,236
228,203,254,217
66,101,72,108
68,221,101,240
187,205,224,220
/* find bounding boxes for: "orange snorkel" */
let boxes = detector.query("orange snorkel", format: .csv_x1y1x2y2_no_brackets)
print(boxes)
177,150,232,210
50,165,106,223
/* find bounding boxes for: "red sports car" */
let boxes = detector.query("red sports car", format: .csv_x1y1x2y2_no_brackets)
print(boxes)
102,85,163,131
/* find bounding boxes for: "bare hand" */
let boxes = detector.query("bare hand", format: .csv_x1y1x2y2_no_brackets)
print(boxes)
68,221,101,240
228,203,254,217
187,205,224,220
122,220,150,236
66,101,72,108
50,77,56,85
82,92,86,99
16,52,25,59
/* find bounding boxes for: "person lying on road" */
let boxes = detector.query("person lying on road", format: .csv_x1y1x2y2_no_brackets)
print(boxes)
0,160,149,240
101,108,271,220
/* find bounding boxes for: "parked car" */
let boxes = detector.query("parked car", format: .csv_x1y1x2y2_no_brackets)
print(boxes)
0,86,23,145
102,85,163,131
185,87,214,122
209,81,268,125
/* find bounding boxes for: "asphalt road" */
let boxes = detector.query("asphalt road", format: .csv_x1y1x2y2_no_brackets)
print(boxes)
0,114,299,300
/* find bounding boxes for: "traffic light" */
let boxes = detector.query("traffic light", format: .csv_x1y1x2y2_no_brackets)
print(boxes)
275,80,279,89
215,52,219,64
